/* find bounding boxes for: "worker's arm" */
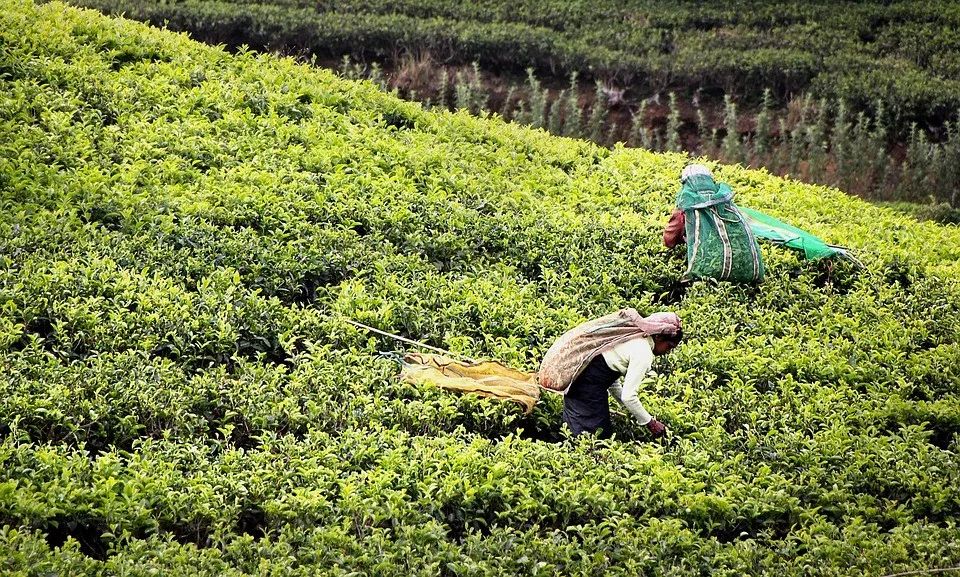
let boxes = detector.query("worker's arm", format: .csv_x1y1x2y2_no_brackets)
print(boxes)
608,343,654,425
663,209,685,248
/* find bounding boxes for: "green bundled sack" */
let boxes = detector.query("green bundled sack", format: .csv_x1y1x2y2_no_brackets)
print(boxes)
677,174,764,282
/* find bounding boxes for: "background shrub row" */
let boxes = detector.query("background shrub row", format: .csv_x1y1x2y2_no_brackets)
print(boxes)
70,0,960,128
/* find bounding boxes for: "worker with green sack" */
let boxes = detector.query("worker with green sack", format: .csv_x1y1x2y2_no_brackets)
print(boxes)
663,164,764,283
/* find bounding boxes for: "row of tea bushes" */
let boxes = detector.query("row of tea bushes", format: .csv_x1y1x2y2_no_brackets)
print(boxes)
72,0,960,127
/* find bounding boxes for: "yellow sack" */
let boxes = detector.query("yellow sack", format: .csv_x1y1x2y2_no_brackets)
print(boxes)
399,352,541,414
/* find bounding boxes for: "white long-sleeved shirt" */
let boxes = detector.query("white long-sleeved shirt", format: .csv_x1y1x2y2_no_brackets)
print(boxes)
601,336,655,425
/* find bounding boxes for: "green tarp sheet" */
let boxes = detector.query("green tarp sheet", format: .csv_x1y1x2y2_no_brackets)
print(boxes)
741,207,849,261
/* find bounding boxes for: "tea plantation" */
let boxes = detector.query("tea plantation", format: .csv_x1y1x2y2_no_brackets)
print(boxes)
3,1,960,575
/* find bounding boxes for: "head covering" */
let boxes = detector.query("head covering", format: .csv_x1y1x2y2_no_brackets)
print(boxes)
681,163,713,184
636,311,682,336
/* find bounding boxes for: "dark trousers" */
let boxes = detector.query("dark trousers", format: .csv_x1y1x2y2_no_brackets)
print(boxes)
562,355,620,438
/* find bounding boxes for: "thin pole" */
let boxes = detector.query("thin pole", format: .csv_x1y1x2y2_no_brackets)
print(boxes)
880,567,960,577
344,319,476,363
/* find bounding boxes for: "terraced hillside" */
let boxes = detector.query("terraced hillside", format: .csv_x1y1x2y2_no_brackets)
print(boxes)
2,1,960,575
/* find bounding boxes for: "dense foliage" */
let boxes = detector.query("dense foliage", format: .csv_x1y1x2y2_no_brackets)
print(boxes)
3,1,960,575
71,0,960,128
337,63,960,207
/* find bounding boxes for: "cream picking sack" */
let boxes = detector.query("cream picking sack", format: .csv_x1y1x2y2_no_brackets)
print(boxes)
537,310,680,393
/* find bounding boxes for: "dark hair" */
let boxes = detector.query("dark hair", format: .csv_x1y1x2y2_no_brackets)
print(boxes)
655,329,683,347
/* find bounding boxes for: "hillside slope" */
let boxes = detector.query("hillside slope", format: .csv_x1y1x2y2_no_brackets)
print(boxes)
2,1,960,575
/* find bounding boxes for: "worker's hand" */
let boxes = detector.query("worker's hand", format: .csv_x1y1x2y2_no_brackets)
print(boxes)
646,419,667,439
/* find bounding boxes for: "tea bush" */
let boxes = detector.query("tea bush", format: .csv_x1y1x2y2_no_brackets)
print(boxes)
68,0,960,207
2,1,960,575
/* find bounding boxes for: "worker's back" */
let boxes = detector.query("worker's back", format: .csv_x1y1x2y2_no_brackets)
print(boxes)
676,173,764,283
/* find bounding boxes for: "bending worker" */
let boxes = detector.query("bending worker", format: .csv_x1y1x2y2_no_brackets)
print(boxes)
664,163,764,283
538,309,682,439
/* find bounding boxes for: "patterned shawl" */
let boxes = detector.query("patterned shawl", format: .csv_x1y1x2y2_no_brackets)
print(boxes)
537,309,681,393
